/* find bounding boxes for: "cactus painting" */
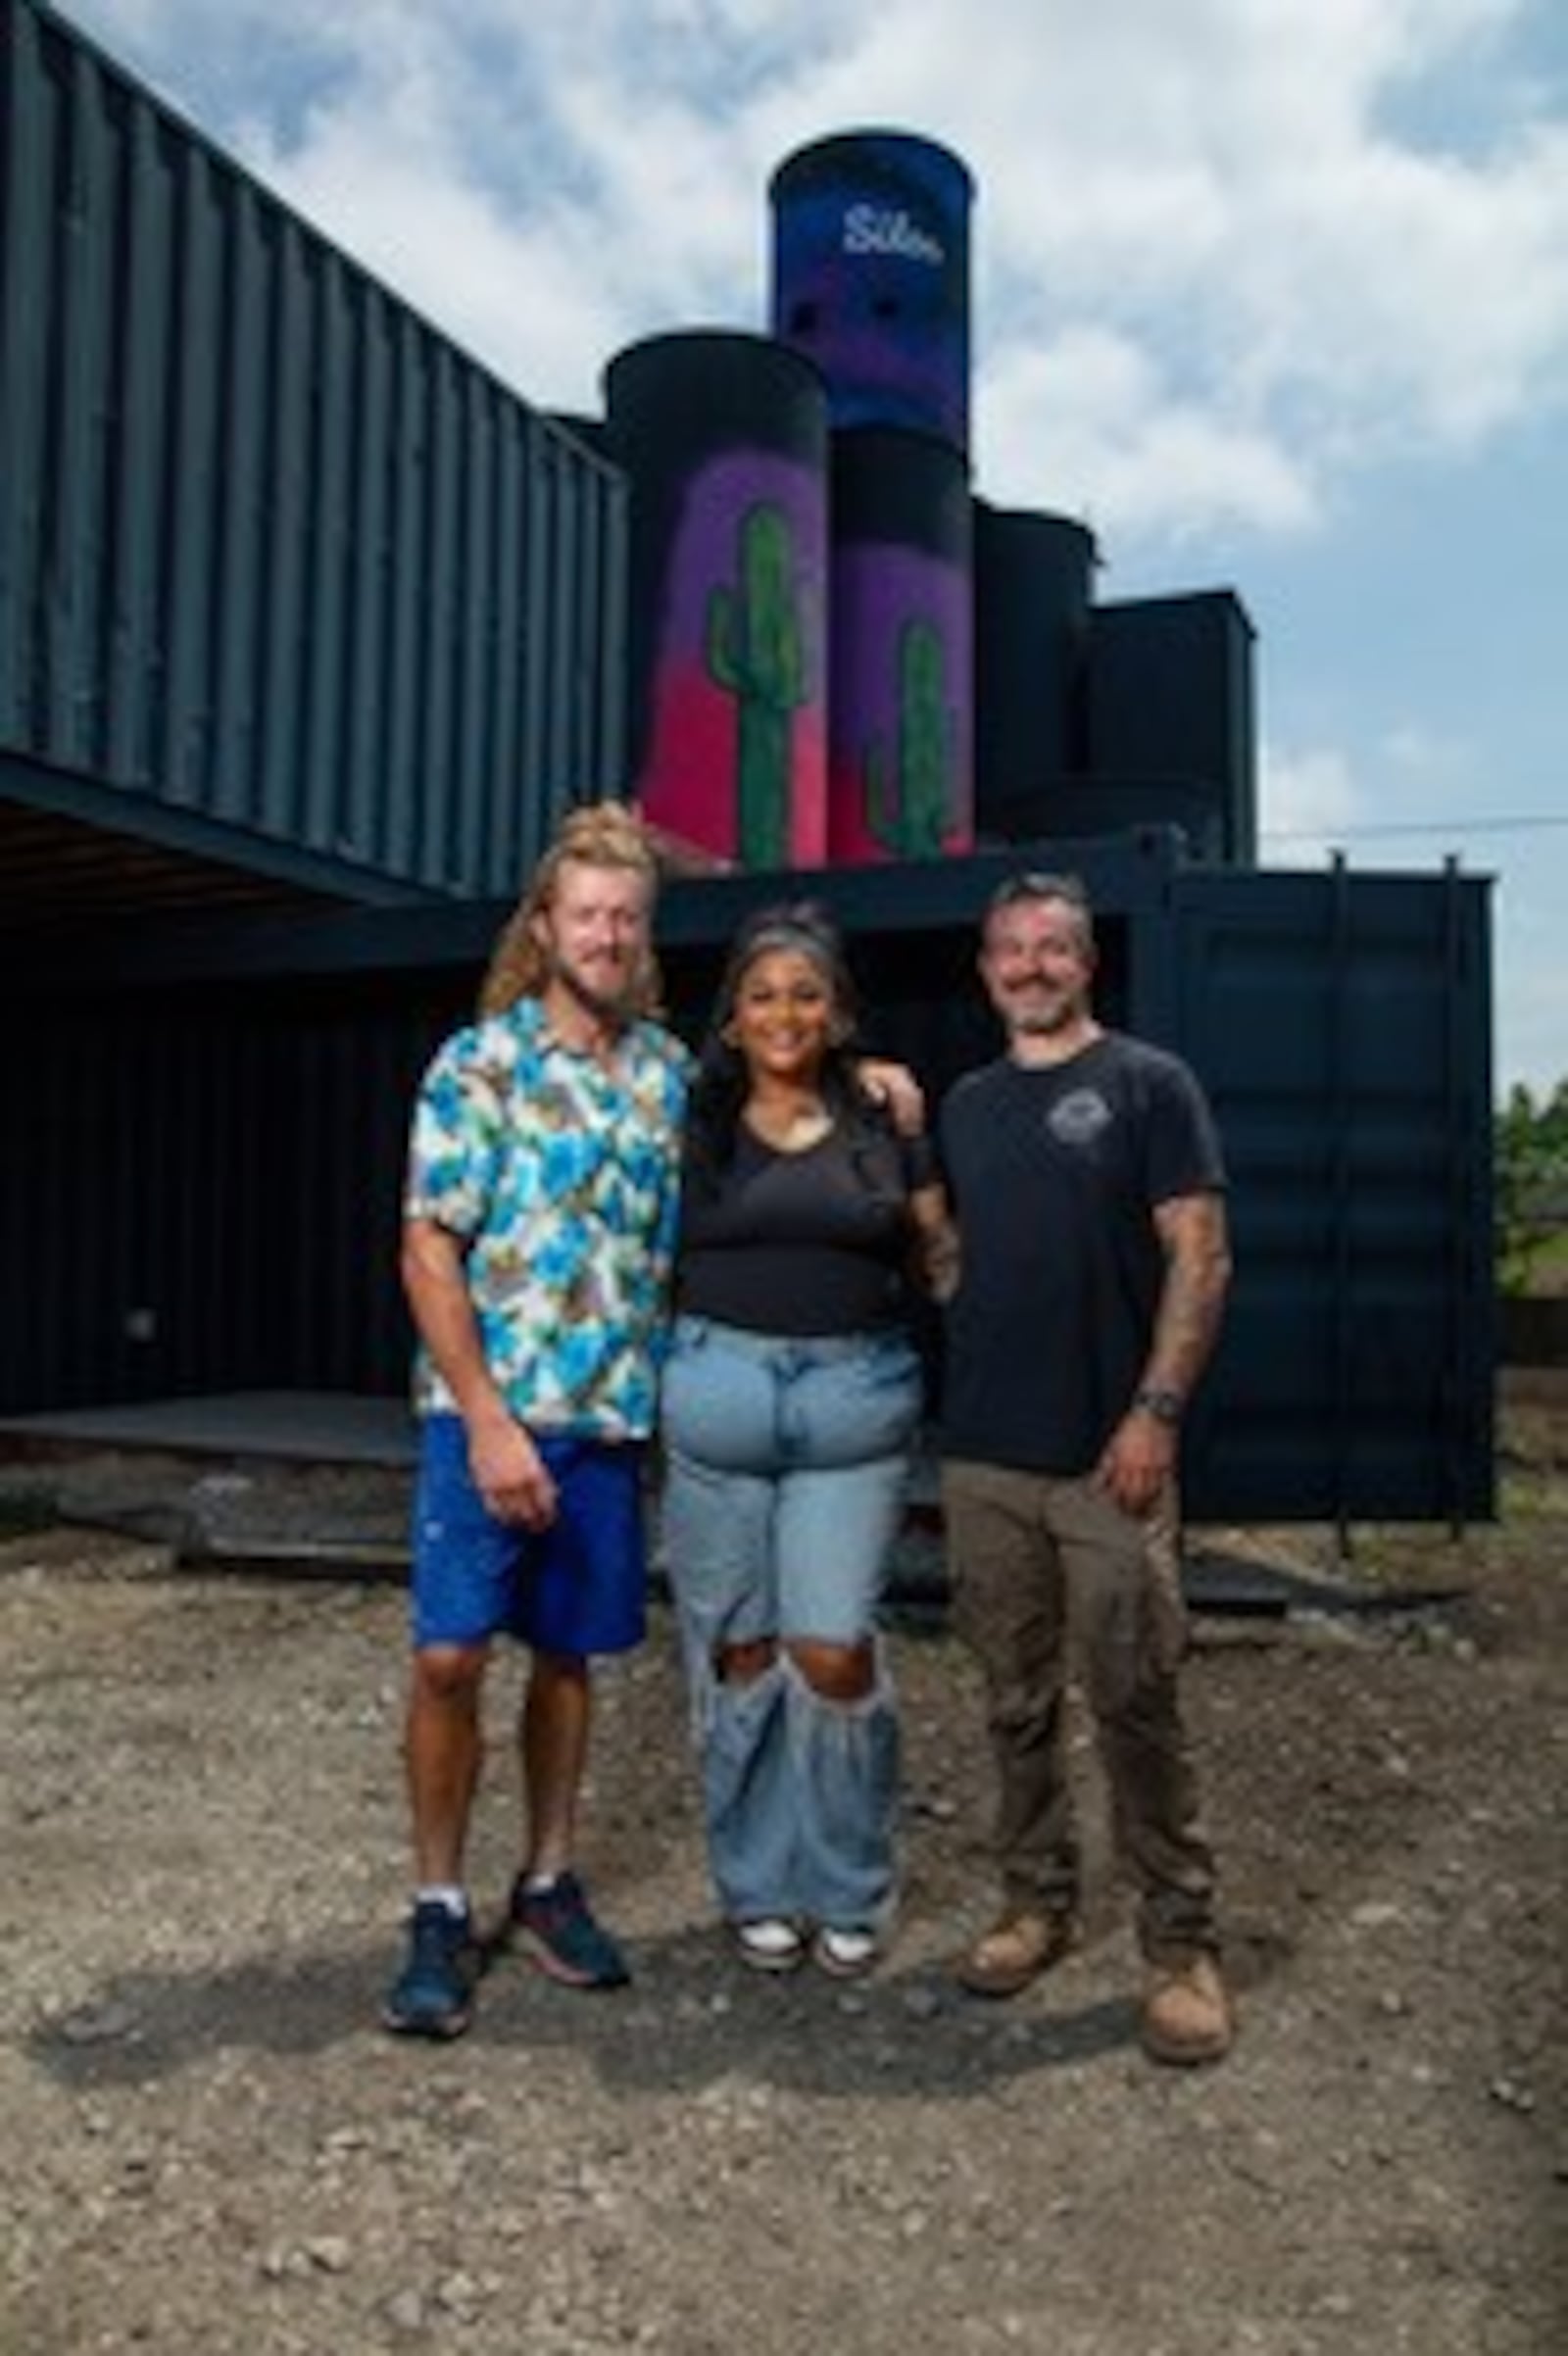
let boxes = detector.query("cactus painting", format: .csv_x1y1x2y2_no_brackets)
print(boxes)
862,616,957,858
705,503,808,870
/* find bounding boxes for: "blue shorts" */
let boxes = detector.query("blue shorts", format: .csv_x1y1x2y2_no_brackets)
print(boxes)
410,1414,648,1657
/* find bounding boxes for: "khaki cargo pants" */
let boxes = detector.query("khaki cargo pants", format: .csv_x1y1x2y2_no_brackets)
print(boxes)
942,1457,1219,1962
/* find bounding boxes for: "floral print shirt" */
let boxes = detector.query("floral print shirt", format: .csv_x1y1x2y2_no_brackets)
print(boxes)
405,999,691,1439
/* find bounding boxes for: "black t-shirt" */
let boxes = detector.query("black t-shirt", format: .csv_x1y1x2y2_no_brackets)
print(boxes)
676,1119,934,1337
938,1032,1226,1476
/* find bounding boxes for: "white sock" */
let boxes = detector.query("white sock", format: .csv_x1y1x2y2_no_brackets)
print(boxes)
416,1885,468,1918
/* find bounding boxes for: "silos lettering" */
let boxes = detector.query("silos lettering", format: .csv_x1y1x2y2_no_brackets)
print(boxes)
842,205,944,265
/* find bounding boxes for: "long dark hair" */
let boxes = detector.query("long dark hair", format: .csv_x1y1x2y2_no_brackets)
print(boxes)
683,902,894,1198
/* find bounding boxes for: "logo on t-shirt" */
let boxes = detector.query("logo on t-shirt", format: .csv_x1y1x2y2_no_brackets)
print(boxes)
1047,1089,1113,1148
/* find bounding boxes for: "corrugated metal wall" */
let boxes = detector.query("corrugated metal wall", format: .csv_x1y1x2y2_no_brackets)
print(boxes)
0,968,468,1408
1164,863,1494,1523
0,0,626,897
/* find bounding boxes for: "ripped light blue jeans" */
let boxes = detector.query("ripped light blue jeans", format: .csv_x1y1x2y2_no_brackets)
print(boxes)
660,1314,923,1932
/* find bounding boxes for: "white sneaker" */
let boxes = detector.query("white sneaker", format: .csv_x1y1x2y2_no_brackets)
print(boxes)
732,1917,806,1973
812,1925,878,1980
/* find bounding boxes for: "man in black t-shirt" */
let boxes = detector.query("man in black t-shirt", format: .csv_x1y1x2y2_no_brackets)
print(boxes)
939,871,1235,2065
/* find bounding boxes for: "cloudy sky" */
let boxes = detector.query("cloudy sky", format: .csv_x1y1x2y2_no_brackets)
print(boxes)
65,0,1568,1095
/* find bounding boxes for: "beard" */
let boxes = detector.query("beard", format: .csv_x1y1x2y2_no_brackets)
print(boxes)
1006,991,1079,1036
549,944,643,1024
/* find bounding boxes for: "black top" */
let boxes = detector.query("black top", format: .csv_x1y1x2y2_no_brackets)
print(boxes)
676,1119,935,1337
938,1032,1226,1476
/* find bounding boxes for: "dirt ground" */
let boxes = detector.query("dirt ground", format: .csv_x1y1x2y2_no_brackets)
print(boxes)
2,1393,1564,2356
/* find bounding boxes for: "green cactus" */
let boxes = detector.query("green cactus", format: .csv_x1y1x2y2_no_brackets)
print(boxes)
704,503,808,869
863,617,957,858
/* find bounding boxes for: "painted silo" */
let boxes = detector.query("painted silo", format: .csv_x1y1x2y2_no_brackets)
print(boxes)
828,427,973,863
973,504,1098,842
602,331,830,870
770,131,974,455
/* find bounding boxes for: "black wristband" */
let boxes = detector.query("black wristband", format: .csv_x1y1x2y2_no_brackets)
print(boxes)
1134,1385,1183,1427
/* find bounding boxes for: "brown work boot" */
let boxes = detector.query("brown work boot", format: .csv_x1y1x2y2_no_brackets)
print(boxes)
954,1908,1078,1998
1141,1952,1234,2065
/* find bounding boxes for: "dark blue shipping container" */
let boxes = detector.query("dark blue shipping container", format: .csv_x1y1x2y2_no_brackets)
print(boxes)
0,0,626,910
1164,861,1494,1521
0,832,1494,1526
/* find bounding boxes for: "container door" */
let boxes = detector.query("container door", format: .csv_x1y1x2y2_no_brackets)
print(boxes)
1156,864,1494,1526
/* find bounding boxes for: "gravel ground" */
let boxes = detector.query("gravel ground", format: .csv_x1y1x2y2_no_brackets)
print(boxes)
1,1403,1564,2356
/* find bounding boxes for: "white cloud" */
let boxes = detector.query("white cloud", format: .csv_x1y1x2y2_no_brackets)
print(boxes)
62,0,1568,543
48,0,1568,1092
237,110,639,400
1256,741,1363,865
980,330,1318,537
1380,723,1472,782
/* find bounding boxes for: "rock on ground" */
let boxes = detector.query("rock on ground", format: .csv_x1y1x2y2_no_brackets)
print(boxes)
1,1419,1564,2356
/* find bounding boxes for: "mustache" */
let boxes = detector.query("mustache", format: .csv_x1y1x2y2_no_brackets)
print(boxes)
552,945,641,1016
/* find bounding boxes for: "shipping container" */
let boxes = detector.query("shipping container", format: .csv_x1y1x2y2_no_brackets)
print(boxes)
1166,859,1494,1521
0,831,1494,1526
0,0,626,916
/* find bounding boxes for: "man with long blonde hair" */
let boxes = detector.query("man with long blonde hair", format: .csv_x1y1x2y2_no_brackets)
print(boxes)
385,802,691,2037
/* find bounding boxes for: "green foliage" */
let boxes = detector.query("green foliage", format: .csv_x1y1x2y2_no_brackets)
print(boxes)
1495,1078,1568,1293
704,504,807,870
863,618,957,858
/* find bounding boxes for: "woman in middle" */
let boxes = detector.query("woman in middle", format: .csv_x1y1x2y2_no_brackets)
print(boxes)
661,903,954,1978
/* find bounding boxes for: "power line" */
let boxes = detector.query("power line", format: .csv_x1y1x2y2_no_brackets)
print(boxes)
1260,813,1568,843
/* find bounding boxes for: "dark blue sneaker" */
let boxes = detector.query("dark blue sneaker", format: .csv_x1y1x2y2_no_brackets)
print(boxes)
382,1900,480,2038
507,1871,630,1989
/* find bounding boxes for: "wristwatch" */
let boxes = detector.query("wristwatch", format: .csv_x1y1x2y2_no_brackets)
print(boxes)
1133,1385,1183,1428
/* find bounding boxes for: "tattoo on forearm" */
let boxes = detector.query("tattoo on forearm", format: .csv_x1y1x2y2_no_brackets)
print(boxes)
1148,1199,1231,1396
1152,1262,1225,1391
